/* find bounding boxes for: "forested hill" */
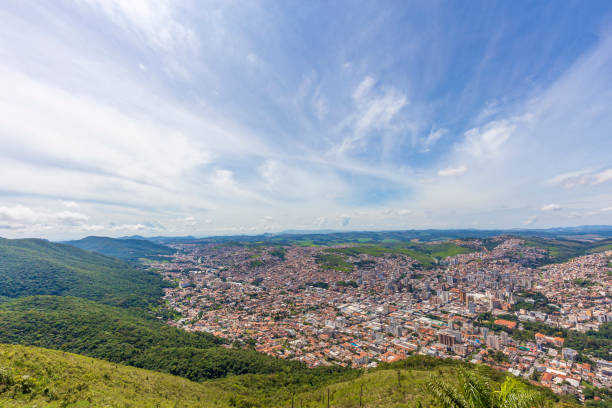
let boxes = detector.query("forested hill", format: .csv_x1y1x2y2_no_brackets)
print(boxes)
0,296,307,381
0,238,166,308
63,236,175,262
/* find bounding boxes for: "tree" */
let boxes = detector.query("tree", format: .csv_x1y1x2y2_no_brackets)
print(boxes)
426,369,542,408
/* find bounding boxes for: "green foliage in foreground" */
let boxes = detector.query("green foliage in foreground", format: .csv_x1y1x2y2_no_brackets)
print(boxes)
0,296,308,381
0,344,224,407
427,368,541,408
0,238,166,308
63,236,175,262
0,345,574,408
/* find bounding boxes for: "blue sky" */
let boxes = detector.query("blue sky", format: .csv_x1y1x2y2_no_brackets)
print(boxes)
1,0,612,239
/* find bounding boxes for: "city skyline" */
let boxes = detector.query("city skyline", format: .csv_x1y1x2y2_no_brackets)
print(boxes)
1,1,612,239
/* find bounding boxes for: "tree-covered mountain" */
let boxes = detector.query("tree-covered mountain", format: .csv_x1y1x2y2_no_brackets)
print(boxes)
0,238,166,308
63,236,175,262
0,296,309,382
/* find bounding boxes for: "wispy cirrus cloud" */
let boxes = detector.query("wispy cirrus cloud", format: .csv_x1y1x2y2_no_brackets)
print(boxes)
77,0,198,52
549,168,612,189
337,76,407,153
438,165,467,177
1,2,612,238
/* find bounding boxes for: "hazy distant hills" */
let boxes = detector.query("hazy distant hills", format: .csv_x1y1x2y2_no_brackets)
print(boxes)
63,235,175,262
0,238,166,308
120,225,612,246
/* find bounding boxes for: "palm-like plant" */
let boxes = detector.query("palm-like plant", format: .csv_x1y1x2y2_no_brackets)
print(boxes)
426,369,542,408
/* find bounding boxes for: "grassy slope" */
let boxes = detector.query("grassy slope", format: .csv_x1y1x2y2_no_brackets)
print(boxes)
0,238,166,308
0,344,224,408
63,236,175,261
0,345,576,408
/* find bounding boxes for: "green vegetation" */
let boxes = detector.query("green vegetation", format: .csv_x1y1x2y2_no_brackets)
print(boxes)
0,296,308,381
583,381,612,408
522,237,612,265
512,291,558,314
0,238,166,308
327,242,470,268
336,280,358,288
249,259,264,267
477,311,611,361
0,347,574,408
0,344,223,407
587,243,612,254
427,368,542,408
269,248,286,260
315,253,353,272
307,281,329,289
63,236,175,262
573,278,596,287
510,320,611,361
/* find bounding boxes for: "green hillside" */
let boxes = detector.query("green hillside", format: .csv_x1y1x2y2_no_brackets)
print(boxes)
0,296,309,381
522,237,612,264
0,344,223,407
0,238,166,308
63,236,175,261
0,344,575,408
326,242,471,268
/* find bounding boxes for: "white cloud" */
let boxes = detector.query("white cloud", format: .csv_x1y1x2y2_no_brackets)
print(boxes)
352,76,375,101
210,169,238,191
78,0,198,52
110,223,147,231
397,209,411,215
81,224,106,231
461,120,515,158
421,128,446,151
550,168,612,189
54,211,89,224
246,53,262,67
338,76,407,153
63,201,79,208
438,165,467,177
263,215,273,221
541,203,562,211
0,205,89,229
354,90,406,135
601,207,612,212
524,215,537,226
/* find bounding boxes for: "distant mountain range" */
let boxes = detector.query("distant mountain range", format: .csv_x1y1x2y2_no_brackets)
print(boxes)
63,235,175,261
98,225,612,245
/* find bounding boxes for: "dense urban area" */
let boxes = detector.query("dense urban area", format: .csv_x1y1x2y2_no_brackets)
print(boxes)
150,236,612,403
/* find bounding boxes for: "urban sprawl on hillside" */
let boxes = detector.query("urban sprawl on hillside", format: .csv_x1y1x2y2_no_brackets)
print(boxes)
150,237,612,402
